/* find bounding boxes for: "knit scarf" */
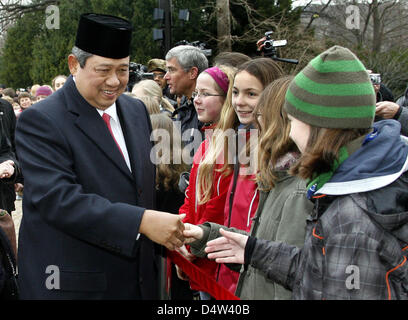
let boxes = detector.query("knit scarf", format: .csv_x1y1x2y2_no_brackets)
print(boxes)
306,146,349,199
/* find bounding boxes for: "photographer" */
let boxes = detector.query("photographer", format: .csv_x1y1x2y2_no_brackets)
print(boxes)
397,84,408,108
367,70,408,136
147,58,177,107
367,70,394,103
375,100,408,136
127,62,154,92
147,59,167,91
256,32,298,65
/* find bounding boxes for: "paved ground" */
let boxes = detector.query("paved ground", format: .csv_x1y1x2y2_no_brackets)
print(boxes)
12,198,22,247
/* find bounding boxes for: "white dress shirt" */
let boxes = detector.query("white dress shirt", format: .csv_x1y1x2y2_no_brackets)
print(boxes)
97,105,140,241
97,104,132,172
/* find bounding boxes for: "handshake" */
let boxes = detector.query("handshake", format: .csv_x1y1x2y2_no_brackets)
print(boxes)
139,210,187,251
139,211,247,267
138,211,207,251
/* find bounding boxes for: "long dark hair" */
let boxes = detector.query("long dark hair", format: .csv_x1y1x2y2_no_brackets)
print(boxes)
254,76,297,191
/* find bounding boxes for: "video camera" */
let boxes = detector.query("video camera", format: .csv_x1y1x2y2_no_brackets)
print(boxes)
128,62,154,89
259,31,298,65
174,40,212,57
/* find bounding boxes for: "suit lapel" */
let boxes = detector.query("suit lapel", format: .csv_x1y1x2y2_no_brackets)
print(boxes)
64,76,133,180
117,99,146,186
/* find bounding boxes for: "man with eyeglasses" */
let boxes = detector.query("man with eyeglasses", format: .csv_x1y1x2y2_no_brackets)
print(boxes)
147,58,177,107
147,59,168,91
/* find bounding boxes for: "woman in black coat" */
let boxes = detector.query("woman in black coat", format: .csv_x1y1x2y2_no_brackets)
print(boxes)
0,98,21,214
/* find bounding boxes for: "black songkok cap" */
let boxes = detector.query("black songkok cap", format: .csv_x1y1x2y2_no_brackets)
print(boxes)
75,13,133,59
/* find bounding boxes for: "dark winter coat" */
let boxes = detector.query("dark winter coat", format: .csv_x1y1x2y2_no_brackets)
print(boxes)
15,76,160,299
172,96,203,148
0,99,20,213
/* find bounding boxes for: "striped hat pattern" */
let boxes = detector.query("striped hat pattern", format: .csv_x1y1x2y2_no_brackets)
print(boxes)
284,46,376,129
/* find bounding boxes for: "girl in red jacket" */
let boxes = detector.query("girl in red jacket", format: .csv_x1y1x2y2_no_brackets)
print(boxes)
178,65,235,299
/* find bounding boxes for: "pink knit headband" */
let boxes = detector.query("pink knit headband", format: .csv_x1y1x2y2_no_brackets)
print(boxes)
205,66,229,94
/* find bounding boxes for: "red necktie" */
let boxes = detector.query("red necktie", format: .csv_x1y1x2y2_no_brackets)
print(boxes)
102,113,124,159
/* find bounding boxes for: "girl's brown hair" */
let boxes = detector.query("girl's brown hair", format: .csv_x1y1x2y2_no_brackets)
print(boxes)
290,127,370,180
254,76,297,191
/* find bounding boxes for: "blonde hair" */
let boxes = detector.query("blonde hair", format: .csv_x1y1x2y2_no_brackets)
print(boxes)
193,65,237,204
150,113,189,191
132,79,174,115
254,76,297,191
196,59,284,204
2,96,14,104
138,95,161,115
30,84,40,97
52,75,67,90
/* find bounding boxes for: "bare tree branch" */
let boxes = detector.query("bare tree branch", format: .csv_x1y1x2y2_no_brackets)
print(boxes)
301,0,408,53
304,0,333,31
0,0,58,32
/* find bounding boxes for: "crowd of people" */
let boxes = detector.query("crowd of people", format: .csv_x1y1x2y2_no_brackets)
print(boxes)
0,12,407,301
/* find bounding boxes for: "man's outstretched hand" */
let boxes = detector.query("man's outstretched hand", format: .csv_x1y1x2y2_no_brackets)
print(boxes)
140,211,186,250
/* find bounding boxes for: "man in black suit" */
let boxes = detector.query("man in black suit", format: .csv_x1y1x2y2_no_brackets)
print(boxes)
15,13,185,299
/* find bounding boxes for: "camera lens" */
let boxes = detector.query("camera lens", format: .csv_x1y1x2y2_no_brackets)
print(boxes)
263,40,273,49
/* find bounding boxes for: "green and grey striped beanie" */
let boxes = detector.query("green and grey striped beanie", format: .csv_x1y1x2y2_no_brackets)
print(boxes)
284,46,375,129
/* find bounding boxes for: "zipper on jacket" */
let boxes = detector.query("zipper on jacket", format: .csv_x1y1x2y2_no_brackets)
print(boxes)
216,175,222,196
195,165,200,213
247,189,258,228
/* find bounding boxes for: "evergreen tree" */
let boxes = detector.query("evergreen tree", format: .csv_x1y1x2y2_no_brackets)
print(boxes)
0,0,302,88
0,12,42,88
30,0,98,85
128,0,162,63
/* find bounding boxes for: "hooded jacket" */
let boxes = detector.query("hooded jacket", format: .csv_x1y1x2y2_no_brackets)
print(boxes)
248,120,408,299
